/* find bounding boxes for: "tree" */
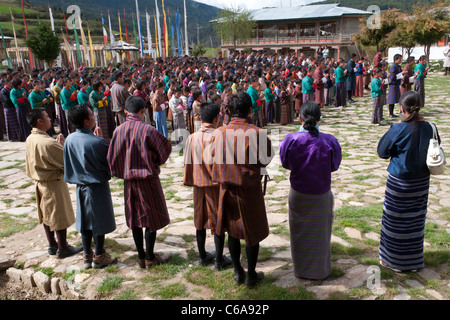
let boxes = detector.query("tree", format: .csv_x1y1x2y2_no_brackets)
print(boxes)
192,44,206,57
408,3,450,60
26,23,61,67
212,6,256,49
385,14,417,58
354,9,402,52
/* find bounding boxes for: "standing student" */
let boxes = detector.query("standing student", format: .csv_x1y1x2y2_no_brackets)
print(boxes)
414,55,428,108
334,59,348,107
192,89,203,132
363,61,372,91
370,68,386,125
111,70,130,126
0,78,22,141
377,91,440,272
323,69,334,107
151,82,169,138
64,104,117,269
346,54,357,103
279,101,341,280
51,75,69,138
169,86,186,142
10,78,31,141
302,66,315,103
313,58,325,107
211,92,274,289
293,80,302,118
60,77,79,134
25,109,81,258
184,102,232,270
77,80,90,106
108,96,172,269
387,54,404,118
279,80,291,125
247,75,262,128
444,42,450,76
400,56,416,96
354,57,365,97
89,80,110,143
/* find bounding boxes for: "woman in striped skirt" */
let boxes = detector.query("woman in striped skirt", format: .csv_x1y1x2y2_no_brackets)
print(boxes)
279,101,342,280
10,78,31,141
89,80,110,143
0,79,22,141
377,91,439,272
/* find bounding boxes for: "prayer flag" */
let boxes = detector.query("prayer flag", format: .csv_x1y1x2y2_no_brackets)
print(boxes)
155,0,162,57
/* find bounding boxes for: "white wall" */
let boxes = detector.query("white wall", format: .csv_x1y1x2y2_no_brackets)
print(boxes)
388,45,449,63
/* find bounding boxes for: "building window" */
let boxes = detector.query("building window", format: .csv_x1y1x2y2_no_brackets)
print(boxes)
299,24,316,37
319,22,337,36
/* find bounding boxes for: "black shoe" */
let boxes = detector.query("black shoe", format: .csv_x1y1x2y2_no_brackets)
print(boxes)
215,256,232,271
48,245,58,255
389,114,399,118
56,245,83,259
348,99,356,103
199,251,216,266
245,271,264,289
234,267,246,285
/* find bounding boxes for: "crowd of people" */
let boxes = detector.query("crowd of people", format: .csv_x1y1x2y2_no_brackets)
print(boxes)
0,48,434,142
2,47,444,288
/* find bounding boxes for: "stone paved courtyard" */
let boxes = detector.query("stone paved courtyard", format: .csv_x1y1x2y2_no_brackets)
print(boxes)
0,73,448,301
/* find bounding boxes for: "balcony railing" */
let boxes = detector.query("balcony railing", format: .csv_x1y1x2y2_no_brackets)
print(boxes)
222,33,354,47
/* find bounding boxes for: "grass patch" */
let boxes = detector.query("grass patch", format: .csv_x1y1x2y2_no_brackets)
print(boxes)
115,288,140,300
333,203,383,234
97,276,124,296
152,283,188,300
0,212,38,237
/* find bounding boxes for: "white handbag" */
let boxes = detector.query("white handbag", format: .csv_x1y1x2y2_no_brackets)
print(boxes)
427,123,446,175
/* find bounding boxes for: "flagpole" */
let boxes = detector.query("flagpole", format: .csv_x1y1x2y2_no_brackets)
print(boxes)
21,0,34,70
10,7,23,68
124,8,131,60
136,0,144,58
184,0,189,56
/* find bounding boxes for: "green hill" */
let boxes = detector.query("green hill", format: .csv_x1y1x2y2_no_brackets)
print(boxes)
0,0,221,47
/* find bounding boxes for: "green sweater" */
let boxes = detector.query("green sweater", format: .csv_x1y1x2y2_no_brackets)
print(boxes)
77,89,90,105
370,77,384,97
10,88,28,107
246,85,260,112
414,63,427,79
89,90,107,111
60,87,78,110
334,66,347,83
302,76,315,94
28,90,48,109
264,88,274,102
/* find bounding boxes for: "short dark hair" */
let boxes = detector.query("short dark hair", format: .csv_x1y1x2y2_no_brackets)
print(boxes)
68,104,91,129
199,102,220,123
113,70,123,81
27,108,46,128
92,80,103,92
12,78,22,89
393,54,402,62
229,92,251,118
125,95,146,114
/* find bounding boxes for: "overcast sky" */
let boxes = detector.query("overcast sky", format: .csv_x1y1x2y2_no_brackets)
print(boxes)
194,0,321,10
